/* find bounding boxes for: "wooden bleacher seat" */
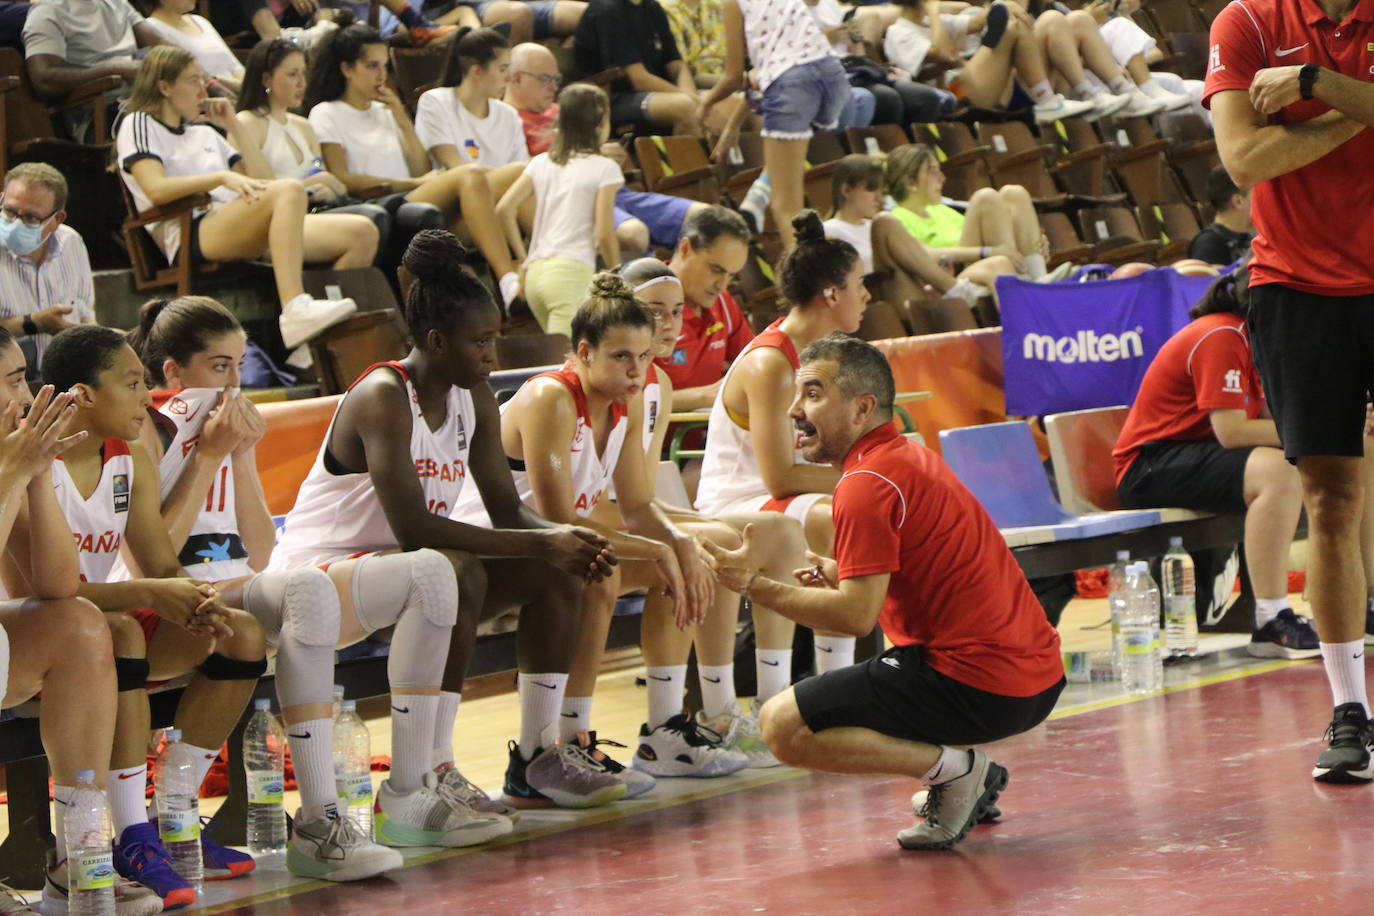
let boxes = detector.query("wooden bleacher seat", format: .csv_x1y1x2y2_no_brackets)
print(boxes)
845,124,912,157
939,420,1163,547
800,132,849,214
715,131,766,212
855,299,910,342
972,120,1068,205
634,135,721,204
118,184,230,294
1049,117,1124,200
307,310,410,394
1038,211,1095,267
390,45,449,113
496,332,569,369
1158,110,1220,204
1138,202,1203,262
0,47,121,149
1077,205,1164,264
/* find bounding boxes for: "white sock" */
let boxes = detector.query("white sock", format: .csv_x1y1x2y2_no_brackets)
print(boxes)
1108,74,1134,95
108,766,148,835
432,691,461,769
389,693,439,793
1024,253,1046,280
814,636,855,673
498,272,520,306
53,784,75,862
559,695,593,741
1140,79,1167,98
519,673,569,758
922,746,973,785
740,174,772,232
183,742,220,795
1072,78,1099,99
1320,640,1370,716
286,718,338,815
698,664,737,719
645,665,688,729
1027,80,1056,105
1254,598,1288,629
756,649,792,704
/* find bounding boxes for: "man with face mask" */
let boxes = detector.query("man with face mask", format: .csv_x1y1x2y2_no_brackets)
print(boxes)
0,163,95,378
705,333,1064,853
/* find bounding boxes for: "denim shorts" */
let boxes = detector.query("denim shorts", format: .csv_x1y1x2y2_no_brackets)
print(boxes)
760,56,850,139
463,0,560,38
612,188,695,248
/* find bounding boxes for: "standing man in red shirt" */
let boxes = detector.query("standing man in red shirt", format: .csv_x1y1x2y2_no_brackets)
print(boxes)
1207,0,1374,783
661,206,754,409
705,334,1064,851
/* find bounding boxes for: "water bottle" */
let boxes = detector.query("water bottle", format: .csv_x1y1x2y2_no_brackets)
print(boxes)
153,729,203,892
1107,550,1131,679
1161,537,1200,658
1117,562,1164,694
333,684,345,719
66,769,115,916
244,699,287,855
334,700,373,833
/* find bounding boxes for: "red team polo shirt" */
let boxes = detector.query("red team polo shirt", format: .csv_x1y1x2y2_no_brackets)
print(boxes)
1112,312,1265,484
654,288,755,390
831,423,1064,698
1202,0,1374,294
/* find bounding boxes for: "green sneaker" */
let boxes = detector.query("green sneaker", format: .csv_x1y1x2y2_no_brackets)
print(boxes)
374,772,513,848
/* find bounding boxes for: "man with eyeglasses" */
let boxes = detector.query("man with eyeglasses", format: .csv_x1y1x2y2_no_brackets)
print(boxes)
0,163,95,379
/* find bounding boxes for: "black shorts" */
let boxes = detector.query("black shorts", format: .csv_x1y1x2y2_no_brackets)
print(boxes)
610,91,655,129
793,644,1065,747
1117,438,1252,514
188,211,208,265
1247,282,1374,461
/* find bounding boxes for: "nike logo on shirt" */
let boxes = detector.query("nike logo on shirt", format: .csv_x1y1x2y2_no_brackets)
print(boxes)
1275,43,1310,56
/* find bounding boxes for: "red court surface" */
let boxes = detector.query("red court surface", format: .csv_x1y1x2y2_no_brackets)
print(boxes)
215,662,1374,915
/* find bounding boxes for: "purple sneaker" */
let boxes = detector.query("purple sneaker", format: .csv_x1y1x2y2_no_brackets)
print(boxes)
198,818,256,880
113,822,196,911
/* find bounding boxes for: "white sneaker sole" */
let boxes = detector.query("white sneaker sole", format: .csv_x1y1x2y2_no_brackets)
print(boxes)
279,300,358,350
531,782,627,808
287,846,404,882
1246,641,1322,659
632,752,750,778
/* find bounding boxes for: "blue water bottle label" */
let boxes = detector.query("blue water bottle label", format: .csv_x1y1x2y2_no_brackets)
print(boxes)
337,772,372,806
73,850,115,890
1123,631,1154,654
159,808,200,844
248,772,284,805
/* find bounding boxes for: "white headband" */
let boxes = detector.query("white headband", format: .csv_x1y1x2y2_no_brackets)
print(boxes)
633,275,682,294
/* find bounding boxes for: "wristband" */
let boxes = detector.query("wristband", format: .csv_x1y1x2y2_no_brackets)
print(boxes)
1299,63,1319,101
21,315,36,337
979,246,989,259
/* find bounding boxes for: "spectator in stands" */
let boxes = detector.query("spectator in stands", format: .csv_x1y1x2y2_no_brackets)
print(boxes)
0,162,96,374
502,42,707,258
141,0,247,96
116,47,371,350
1188,165,1253,267
427,0,585,44
884,144,1048,280
661,205,752,409
496,83,622,336
1072,0,1200,115
823,154,1015,308
661,0,725,88
22,0,168,141
306,15,523,308
882,0,1099,124
0,361,142,913
1112,266,1321,659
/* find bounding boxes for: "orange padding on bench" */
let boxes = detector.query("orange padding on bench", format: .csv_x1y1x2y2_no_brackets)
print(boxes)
256,395,341,516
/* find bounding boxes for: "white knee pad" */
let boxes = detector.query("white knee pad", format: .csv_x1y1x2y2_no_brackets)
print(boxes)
243,568,341,648
406,549,458,629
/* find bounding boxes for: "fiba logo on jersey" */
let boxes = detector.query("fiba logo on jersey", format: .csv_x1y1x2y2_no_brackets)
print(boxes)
167,397,189,415
455,417,468,451
112,475,130,513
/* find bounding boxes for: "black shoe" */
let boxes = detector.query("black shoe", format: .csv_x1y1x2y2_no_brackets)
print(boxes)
1312,703,1374,784
1247,608,1321,659
500,740,553,809
980,2,1009,49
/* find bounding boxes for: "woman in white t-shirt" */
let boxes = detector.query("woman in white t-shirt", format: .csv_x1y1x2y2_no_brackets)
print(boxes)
142,0,246,95
495,83,621,337
115,47,373,350
305,16,521,308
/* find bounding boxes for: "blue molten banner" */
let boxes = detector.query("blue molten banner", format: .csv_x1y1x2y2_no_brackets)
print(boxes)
997,268,1217,416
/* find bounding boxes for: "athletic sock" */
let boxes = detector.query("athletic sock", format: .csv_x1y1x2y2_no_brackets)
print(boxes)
559,695,593,741
756,648,792,704
922,747,974,785
740,174,772,234
286,718,338,815
1072,79,1100,99
519,673,568,758
814,636,855,673
53,784,75,862
389,693,439,793
1024,253,1047,280
645,665,687,729
1027,81,1057,106
698,664,737,719
183,742,220,795
109,766,149,835
1320,640,1370,716
432,691,461,770
1108,74,1134,95
1254,597,1287,629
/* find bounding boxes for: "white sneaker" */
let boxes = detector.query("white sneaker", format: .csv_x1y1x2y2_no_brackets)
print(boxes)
1116,88,1167,118
279,293,357,349
286,809,402,881
1082,91,1131,122
0,882,34,915
498,272,520,307
43,848,163,916
946,278,987,309
632,712,750,778
697,703,781,768
1145,85,1194,111
373,772,514,848
898,750,1008,851
1033,94,1097,124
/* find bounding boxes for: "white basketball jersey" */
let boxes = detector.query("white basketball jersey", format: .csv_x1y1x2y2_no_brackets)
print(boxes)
450,366,629,526
271,361,476,569
695,319,819,514
641,363,663,456
152,387,252,581
51,438,135,584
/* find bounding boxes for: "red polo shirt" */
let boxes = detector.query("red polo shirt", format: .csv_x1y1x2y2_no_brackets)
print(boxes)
831,423,1064,697
654,289,754,390
1113,312,1265,484
517,104,558,156
1202,0,1374,295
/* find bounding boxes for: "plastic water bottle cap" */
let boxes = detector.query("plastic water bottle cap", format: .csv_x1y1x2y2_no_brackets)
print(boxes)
254,698,271,711
1128,561,1148,574
1168,536,1183,547
165,728,182,742
333,685,345,698
342,699,357,712
1116,550,1130,561
76,768,95,783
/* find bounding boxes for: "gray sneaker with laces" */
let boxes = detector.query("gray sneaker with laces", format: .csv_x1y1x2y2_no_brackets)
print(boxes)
286,809,403,881
898,750,1008,851
526,742,628,808
435,764,520,818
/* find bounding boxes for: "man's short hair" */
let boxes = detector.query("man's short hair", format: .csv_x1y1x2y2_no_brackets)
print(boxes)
682,205,750,250
799,333,895,417
1206,165,1242,213
4,161,68,212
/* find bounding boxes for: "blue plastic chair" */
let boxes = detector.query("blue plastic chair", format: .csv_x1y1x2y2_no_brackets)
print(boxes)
939,421,1161,544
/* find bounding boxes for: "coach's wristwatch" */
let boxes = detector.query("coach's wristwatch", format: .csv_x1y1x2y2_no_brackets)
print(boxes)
1299,63,1320,101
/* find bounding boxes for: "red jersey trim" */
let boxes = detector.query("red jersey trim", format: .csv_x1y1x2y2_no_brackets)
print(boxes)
532,367,630,424
740,318,800,369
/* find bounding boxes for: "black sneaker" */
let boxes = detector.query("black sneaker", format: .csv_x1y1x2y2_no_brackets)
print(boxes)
1312,703,1374,784
1247,608,1322,659
571,731,655,798
501,740,554,809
